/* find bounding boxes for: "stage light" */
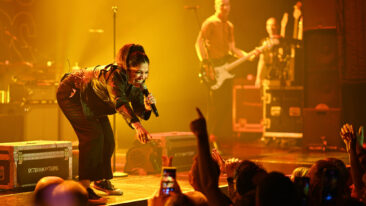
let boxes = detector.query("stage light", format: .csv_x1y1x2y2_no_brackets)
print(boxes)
46,61,53,67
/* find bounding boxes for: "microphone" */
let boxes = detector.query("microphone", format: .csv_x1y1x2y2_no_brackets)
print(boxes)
142,84,159,117
184,5,200,10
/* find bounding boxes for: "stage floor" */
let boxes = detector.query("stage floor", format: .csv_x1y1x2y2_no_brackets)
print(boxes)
0,173,228,206
0,141,349,206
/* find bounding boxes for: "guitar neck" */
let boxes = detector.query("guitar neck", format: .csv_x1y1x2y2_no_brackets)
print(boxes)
226,48,261,72
223,38,279,72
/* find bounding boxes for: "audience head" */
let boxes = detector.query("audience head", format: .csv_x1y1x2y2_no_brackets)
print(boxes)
326,158,350,187
357,149,366,171
256,171,300,206
290,167,309,182
51,180,88,206
308,159,349,206
33,176,64,206
233,190,256,206
291,167,310,206
235,160,267,196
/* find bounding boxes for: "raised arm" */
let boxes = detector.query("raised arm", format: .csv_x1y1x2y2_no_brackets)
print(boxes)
190,108,232,206
340,123,364,197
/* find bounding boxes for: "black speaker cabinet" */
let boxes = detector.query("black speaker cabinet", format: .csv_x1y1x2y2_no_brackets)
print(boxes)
303,0,336,31
304,29,340,108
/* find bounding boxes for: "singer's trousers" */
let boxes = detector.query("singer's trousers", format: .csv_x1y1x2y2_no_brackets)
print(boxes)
57,74,114,181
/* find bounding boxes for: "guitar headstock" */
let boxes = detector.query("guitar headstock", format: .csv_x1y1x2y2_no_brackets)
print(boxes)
293,1,302,20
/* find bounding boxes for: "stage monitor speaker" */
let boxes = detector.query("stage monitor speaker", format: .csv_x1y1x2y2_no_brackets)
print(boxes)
124,132,197,173
124,142,161,174
303,108,342,148
303,0,336,31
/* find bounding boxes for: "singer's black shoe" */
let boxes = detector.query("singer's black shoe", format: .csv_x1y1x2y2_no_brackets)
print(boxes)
93,179,123,196
87,187,107,205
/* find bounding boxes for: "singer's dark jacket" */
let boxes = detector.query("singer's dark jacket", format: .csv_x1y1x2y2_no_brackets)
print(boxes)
64,64,151,123
56,64,151,181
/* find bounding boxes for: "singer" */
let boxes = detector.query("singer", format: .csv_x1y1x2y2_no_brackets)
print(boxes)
56,44,156,205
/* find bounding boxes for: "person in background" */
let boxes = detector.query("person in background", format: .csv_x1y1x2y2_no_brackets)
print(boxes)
195,0,248,146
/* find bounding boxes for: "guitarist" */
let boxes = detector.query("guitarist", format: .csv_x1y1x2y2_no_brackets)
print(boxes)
255,1,302,89
255,17,290,88
195,0,249,148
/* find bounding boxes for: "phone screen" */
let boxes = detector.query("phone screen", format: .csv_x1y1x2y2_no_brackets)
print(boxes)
161,167,176,196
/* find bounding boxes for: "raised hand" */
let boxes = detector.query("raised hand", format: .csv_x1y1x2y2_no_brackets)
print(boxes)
224,158,241,178
340,123,356,152
190,108,208,138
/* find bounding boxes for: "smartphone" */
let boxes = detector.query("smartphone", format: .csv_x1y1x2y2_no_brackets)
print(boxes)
161,167,176,196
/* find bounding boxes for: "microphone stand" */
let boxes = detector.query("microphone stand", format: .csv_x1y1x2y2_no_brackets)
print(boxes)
111,5,128,178
189,6,219,151
188,7,211,132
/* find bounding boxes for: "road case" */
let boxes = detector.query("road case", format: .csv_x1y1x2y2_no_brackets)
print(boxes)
0,140,72,189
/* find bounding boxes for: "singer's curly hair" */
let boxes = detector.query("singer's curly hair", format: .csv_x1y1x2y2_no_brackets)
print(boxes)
116,44,149,70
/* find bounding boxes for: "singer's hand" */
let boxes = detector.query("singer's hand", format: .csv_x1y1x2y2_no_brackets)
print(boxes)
131,122,151,144
144,93,156,111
